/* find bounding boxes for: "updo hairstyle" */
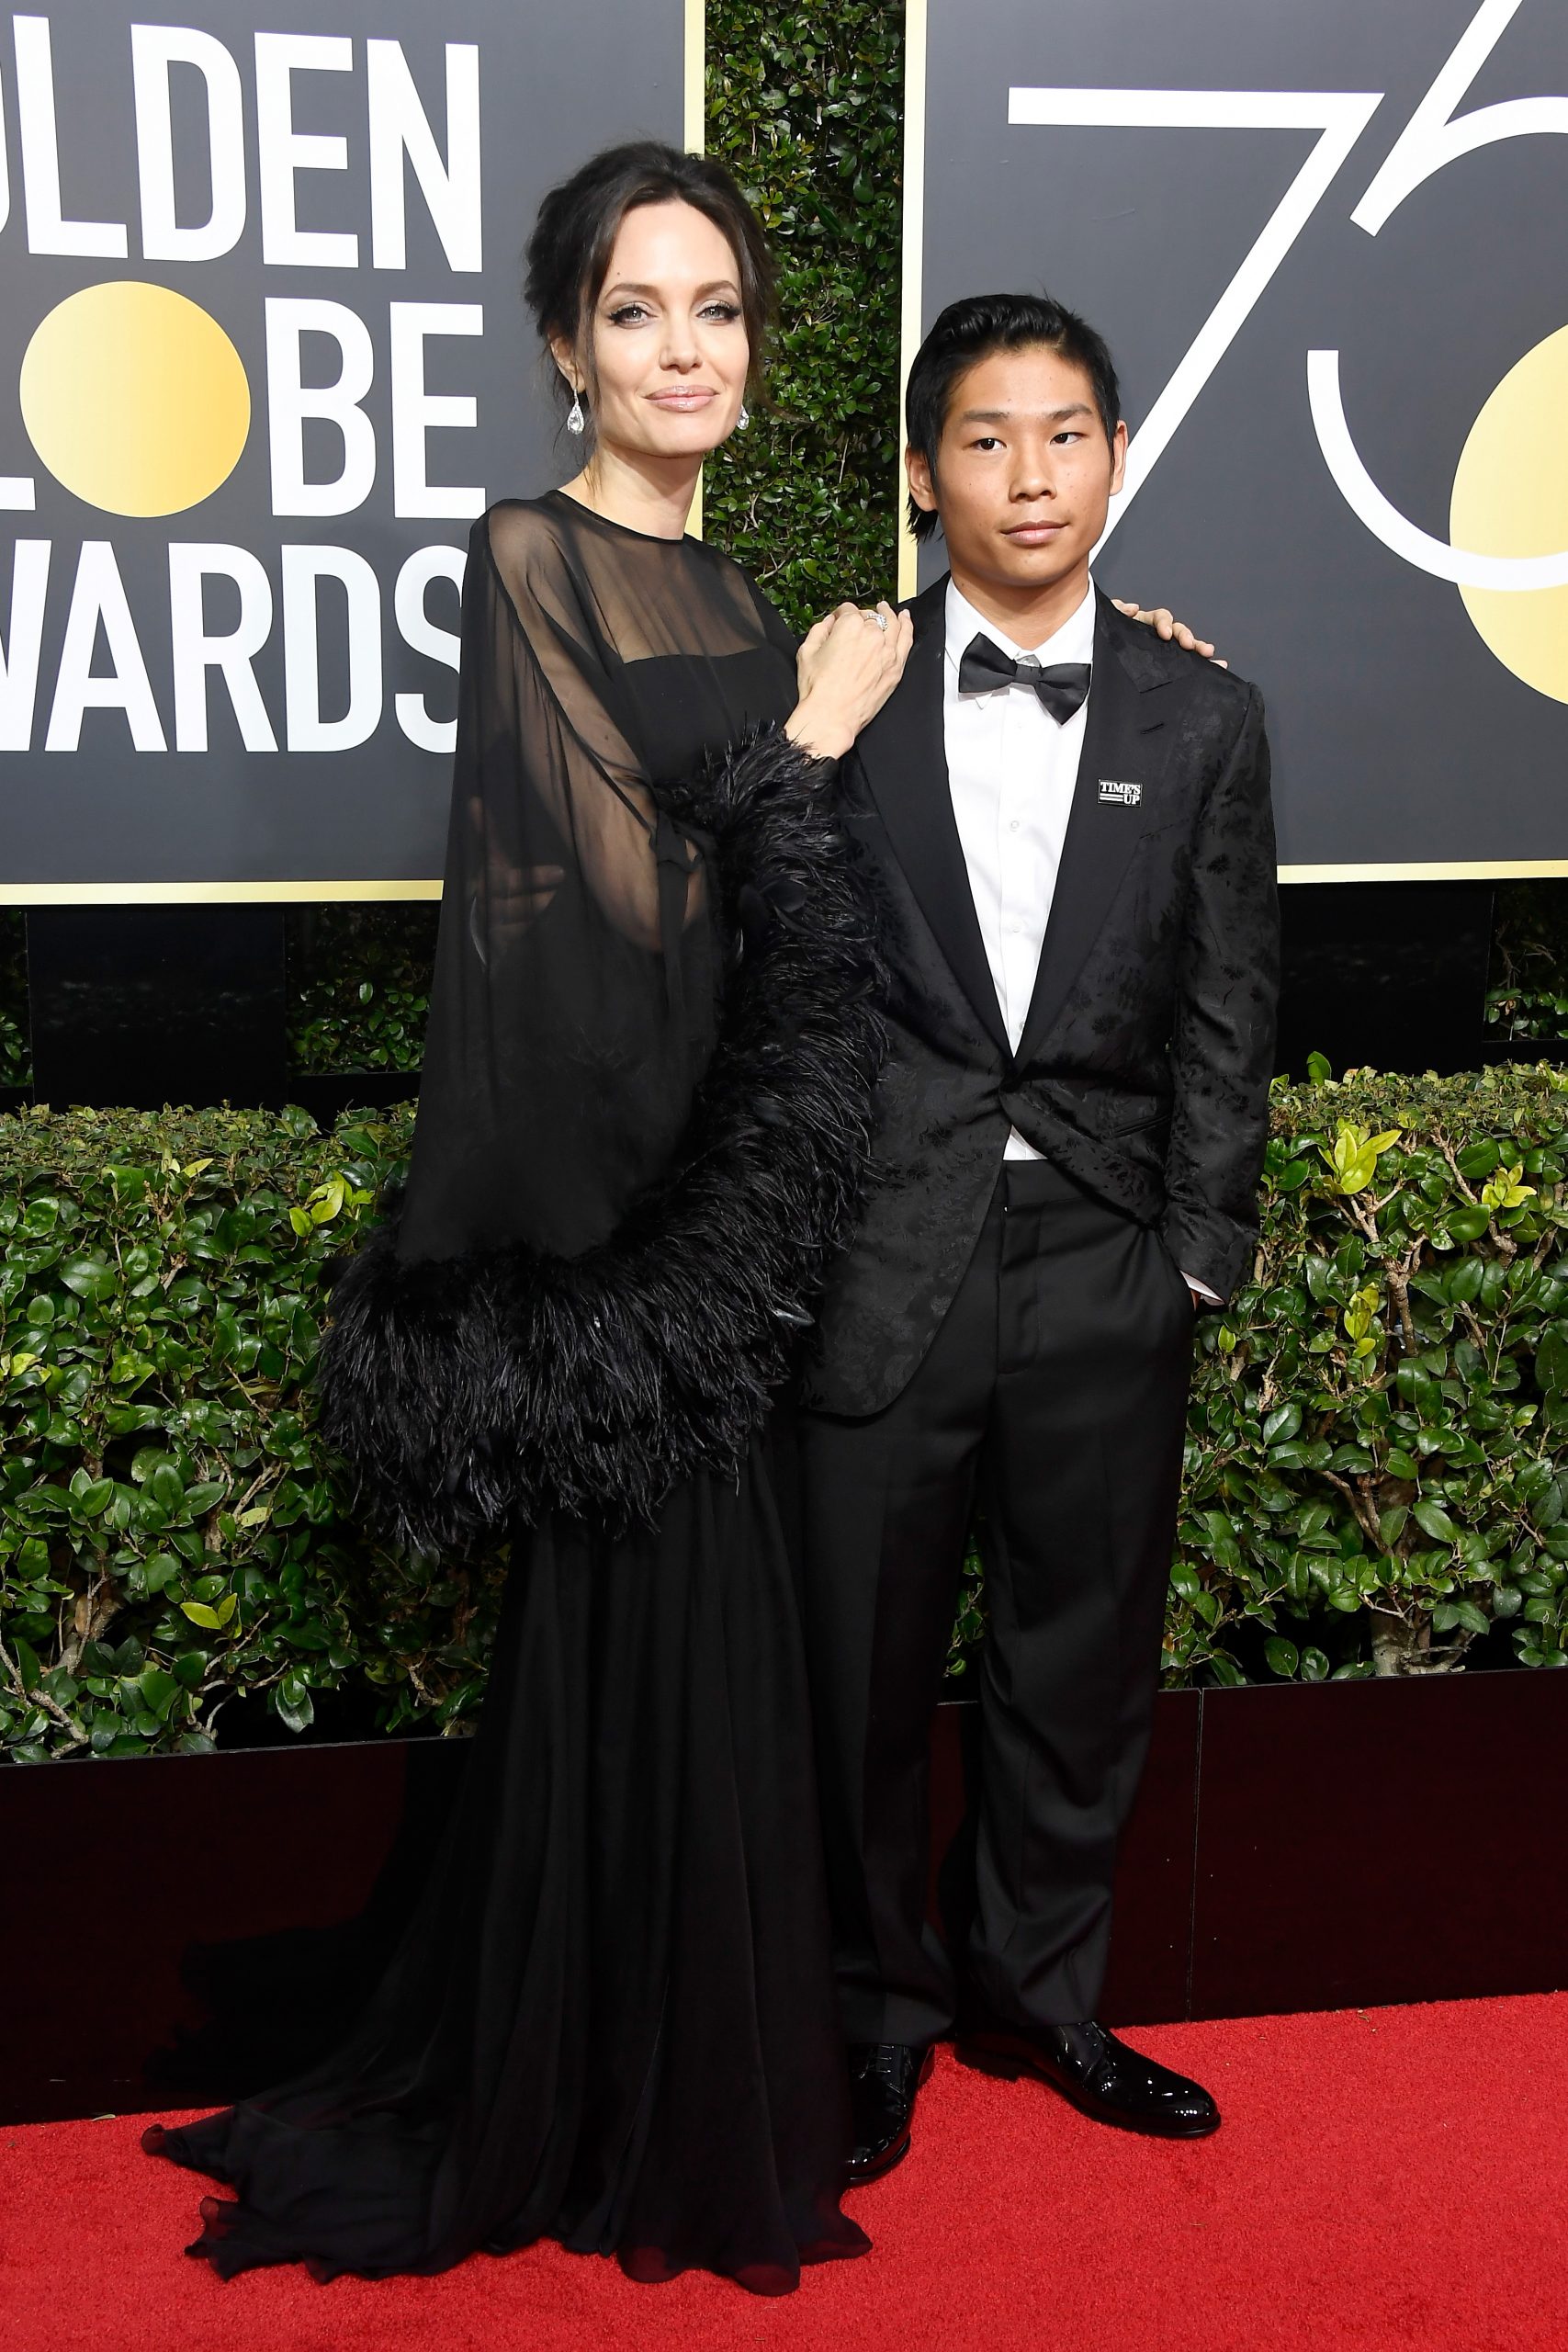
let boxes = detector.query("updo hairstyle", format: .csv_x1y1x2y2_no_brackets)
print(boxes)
523,141,774,424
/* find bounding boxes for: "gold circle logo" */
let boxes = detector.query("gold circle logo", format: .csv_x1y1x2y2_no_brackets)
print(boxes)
1450,323,1568,707
20,280,250,518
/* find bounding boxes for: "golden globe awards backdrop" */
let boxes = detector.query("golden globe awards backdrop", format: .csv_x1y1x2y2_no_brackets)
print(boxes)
902,0,1568,876
0,1,694,901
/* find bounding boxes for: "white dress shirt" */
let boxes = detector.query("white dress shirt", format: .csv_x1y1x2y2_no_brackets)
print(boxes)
942,576,1095,1162
942,577,1218,1303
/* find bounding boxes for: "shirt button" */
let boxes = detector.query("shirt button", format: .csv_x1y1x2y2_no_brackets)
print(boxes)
1010,820,1021,832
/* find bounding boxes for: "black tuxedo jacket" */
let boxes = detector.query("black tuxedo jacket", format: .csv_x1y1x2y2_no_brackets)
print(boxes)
803,578,1280,1420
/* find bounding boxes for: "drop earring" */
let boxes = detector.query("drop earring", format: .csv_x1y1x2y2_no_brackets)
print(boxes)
566,390,585,435
737,401,750,431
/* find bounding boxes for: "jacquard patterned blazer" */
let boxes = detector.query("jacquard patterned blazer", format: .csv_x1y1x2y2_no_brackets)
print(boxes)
802,577,1280,1421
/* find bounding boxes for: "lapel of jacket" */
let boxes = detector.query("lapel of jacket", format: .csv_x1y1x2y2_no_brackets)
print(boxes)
854,572,1010,1057
1014,589,1189,1066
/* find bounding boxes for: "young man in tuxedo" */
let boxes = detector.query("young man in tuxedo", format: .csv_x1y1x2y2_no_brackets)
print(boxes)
797,292,1279,2179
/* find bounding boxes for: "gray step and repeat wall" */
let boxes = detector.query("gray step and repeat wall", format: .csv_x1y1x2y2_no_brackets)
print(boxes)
0,1,692,902
903,0,1568,876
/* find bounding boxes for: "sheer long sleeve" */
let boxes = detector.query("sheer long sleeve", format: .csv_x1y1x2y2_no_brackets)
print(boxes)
398,505,717,1266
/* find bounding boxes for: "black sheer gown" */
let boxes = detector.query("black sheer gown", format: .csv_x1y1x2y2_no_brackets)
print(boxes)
143,493,885,2295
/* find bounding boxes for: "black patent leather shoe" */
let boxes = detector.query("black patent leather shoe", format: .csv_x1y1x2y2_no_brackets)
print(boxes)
957,2018,1220,2138
846,2041,936,2184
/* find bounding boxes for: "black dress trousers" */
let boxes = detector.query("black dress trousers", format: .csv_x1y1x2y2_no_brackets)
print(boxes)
798,1157,1195,2047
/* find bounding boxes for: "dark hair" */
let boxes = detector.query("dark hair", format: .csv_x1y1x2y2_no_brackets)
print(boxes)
523,141,773,428
904,292,1122,541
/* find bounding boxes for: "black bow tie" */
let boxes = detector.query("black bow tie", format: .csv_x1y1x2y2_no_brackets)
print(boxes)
958,633,1091,723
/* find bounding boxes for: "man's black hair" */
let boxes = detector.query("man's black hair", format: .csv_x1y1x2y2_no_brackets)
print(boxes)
905,292,1122,542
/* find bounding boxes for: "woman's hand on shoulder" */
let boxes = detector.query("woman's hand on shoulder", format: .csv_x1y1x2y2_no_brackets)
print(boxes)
1111,598,1227,667
785,601,914,760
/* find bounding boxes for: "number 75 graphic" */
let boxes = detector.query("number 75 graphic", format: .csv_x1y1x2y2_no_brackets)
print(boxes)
1010,0,1568,589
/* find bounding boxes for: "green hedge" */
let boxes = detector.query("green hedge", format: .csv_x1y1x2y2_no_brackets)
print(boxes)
703,2,902,625
0,912,28,1089
0,1105,459,1764
1168,1066,1568,1685
3,1066,1566,1761
1487,881,1568,1045
286,905,436,1077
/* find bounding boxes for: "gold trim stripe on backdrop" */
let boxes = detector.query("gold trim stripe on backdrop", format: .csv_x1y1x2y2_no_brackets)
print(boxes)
1276,863,1568,884
684,0,705,541
897,0,929,603
0,880,445,905
683,0,705,149
12,863,1568,909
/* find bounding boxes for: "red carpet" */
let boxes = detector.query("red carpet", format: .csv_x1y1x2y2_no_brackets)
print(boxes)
5,1996,1566,2352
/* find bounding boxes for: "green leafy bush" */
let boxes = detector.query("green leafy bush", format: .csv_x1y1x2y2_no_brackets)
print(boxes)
287,906,436,1077
1486,881,1568,1044
3,1067,1565,1762
705,2,902,626
1487,984,1568,1045
0,1102,506,1765
1168,1066,1568,1686
0,912,29,1089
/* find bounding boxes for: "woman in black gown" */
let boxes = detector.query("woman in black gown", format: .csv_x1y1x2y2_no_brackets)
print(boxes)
143,143,910,2295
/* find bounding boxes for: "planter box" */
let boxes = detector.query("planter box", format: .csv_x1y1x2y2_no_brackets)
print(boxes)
4,1669,1566,2127
1102,1668,1568,2019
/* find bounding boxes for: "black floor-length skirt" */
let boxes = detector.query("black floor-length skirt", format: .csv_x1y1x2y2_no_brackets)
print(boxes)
145,1440,867,2293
